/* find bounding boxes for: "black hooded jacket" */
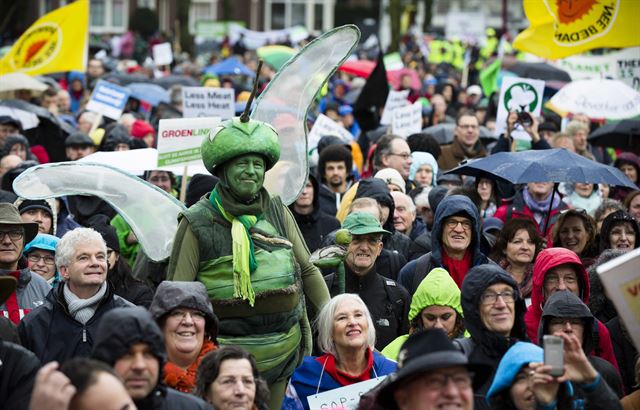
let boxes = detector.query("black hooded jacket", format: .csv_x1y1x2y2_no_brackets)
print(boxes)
289,174,341,253
0,341,40,410
460,264,528,410
91,307,211,410
398,195,492,295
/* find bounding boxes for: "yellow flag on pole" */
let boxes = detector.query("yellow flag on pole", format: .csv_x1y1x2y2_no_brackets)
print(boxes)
514,0,640,59
0,0,89,75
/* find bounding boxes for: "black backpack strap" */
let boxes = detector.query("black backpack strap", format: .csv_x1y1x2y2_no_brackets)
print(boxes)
381,278,405,328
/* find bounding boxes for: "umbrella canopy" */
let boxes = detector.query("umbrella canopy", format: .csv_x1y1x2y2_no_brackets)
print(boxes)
126,82,170,106
422,123,497,145
546,79,640,120
338,59,376,78
446,148,636,188
102,72,152,86
153,74,199,89
257,45,296,71
0,73,48,96
202,57,255,77
588,119,640,154
78,148,208,176
0,106,40,130
387,67,421,91
508,62,571,82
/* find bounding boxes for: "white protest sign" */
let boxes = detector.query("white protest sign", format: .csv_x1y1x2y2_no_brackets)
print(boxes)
307,377,386,410
495,77,546,143
182,87,235,119
445,11,486,41
156,117,220,168
86,80,131,120
392,101,422,137
380,89,410,125
597,247,640,349
308,113,353,149
152,42,173,66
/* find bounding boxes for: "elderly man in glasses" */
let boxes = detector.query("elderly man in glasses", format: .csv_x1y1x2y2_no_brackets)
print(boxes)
0,203,50,324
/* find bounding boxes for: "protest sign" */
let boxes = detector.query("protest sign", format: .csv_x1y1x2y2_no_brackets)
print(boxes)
86,79,131,120
597,247,640,349
156,117,220,168
182,87,235,119
495,77,545,146
307,377,386,410
392,101,422,138
152,42,173,66
380,89,410,125
553,47,640,90
445,11,486,41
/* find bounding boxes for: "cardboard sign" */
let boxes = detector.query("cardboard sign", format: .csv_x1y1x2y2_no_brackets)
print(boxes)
156,117,220,167
86,79,130,120
152,42,173,66
495,77,546,142
308,113,353,149
392,101,422,137
597,247,640,349
307,377,386,410
182,87,235,119
380,89,410,125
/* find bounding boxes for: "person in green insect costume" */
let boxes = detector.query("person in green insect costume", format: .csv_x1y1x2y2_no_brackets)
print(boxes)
167,92,330,408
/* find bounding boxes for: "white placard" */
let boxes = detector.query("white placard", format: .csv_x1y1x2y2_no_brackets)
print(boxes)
86,79,131,120
445,11,486,42
597,247,640,350
392,101,422,138
156,117,220,168
182,87,235,119
152,42,173,66
308,113,353,150
495,77,546,141
307,377,386,410
380,89,410,125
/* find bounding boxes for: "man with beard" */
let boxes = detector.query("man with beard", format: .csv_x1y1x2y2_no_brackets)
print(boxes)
317,144,353,217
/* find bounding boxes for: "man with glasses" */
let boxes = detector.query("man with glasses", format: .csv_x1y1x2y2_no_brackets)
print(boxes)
459,264,528,410
19,227,133,364
438,110,487,171
0,203,50,324
324,212,410,350
526,247,619,372
373,134,413,181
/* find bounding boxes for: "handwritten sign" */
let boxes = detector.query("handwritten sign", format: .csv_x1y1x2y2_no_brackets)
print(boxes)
182,87,235,119
156,117,220,167
380,90,410,125
307,377,386,410
308,113,353,149
597,247,640,349
152,42,173,66
86,80,130,120
392,101,422,137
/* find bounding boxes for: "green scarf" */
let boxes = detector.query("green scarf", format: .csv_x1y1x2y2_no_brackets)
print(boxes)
210,185,269,306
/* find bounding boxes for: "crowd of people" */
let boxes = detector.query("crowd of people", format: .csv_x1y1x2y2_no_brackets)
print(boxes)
0,23,639,410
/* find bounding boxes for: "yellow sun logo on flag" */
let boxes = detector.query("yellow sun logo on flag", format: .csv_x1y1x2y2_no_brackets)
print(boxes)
10,22,62,72
544,0,620,46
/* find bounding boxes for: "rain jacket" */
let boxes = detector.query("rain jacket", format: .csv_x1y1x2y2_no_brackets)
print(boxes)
539,291,624,405
0,259,50,324
525,247,619,371
23,233,61,287
438,137,488,171
282,350,396,410
91,307,211,410
381,267,463,360
0,340,40,410
494,188,567,238
460,264,529,410
398,195,491,295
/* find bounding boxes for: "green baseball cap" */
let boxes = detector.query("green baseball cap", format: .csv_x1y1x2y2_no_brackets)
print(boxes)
342,212,391,236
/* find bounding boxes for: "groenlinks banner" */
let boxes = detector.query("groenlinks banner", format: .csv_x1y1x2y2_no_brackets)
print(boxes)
514,0,640,59
0,0,88,75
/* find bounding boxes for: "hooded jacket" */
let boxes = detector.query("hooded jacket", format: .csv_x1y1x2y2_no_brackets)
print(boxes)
610,152,640,201
0,340,40,410
91,307,211,410
1,135,35,161
381,267,463,360
289,174,341,252
599,210,640,252
493,188,567,238
23,233,61,287
398,195,491,294
526,247,619,371
0,258,50,324
461,263,528,410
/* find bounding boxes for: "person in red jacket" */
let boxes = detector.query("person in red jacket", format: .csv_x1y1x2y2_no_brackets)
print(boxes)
526,247,619,373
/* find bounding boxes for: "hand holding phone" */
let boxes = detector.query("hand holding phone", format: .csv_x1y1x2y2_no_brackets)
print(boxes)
543,335,564,377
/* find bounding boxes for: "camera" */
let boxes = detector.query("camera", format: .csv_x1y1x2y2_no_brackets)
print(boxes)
517,111,533,127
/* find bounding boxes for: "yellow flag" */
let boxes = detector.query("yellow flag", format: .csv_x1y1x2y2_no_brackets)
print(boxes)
0,0,88,75
514,0,640,59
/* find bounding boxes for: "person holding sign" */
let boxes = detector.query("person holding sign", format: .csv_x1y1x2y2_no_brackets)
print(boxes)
282,294,397,410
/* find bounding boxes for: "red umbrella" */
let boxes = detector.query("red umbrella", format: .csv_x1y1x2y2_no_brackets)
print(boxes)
388,68,421,91
338,60,376,78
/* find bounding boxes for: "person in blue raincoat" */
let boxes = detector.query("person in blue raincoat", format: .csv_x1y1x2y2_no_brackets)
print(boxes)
24,233,60,288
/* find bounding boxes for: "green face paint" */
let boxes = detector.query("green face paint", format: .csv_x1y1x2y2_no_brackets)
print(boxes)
224,154,266,201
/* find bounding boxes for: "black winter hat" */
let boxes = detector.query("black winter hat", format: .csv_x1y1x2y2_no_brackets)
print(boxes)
185,174,218,207
87,214,120,252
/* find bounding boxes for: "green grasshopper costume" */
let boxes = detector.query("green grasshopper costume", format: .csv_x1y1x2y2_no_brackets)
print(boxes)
167,117,330,409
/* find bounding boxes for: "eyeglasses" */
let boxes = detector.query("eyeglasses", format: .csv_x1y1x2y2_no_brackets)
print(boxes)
445,219,472,230
169,309,206,322
422,371,473,390
0,230,24,241
388,152,411,160
480,290,516,305
27,254,56,265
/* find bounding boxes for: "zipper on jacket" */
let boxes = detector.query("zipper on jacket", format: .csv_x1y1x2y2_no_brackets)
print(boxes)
82,327,87,342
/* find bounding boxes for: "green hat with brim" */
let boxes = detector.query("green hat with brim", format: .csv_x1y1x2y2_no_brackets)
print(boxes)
342,212,391,236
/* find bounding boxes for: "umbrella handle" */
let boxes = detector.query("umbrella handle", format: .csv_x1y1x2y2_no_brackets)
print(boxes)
542,183,559,238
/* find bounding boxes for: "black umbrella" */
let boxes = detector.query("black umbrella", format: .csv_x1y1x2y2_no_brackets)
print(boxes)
0,99,75,162
102,72,152,87
509,62,572,82
588,120,640,154
153,75,199,89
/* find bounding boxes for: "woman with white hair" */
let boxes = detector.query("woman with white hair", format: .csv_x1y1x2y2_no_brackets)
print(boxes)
282,294,397,410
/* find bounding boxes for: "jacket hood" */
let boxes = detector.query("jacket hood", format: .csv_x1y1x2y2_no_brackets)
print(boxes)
461,264,528,351
2,134,31,158
92,306,166,366
430,195,482,265
599,210,640,251
614,152,640,174
409,267,462,321
409,151,438,186
355,178,395,232
538,290,595,354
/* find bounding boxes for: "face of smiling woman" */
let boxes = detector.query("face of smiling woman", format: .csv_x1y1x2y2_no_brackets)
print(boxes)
224,154,266,202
